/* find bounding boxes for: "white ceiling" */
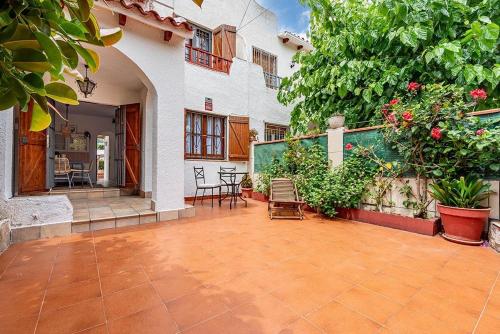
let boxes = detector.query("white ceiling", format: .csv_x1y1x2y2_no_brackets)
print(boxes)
78,47,146,92
54,101,117,118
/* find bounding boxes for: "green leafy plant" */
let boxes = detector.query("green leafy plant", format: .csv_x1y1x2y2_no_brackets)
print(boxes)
279,0,499,132
0,0,123,130
429,177,492,209
240,174,253,189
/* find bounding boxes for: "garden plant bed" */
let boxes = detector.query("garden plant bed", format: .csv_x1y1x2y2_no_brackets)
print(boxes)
336,208,439,236
252,192,269,202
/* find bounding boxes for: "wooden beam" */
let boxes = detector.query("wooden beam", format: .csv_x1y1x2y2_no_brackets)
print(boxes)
297,45,304,50
282,38,289,44
118,14,127,26
164,31,173,42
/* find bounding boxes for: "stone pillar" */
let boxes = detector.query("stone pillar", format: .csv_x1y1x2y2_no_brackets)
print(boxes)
0,107,14,200
490,221,500,253
327,127,344,168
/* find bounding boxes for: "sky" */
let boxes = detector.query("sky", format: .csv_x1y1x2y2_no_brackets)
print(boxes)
255,0,310,37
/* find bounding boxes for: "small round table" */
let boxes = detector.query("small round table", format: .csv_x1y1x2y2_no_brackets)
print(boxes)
217,171,249,209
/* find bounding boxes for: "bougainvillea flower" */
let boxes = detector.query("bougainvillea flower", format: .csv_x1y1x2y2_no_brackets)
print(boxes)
381,104,390,115
407,82,421,91
476,129,485,136
345,143,353,150
470,89,488,101
431,127,442,140
387,112,397,123
402,111,413,121
389,99,399,105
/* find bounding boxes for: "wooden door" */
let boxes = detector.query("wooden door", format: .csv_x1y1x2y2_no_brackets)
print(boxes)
124,104,141,190
18,104,47,193
114,107,125,187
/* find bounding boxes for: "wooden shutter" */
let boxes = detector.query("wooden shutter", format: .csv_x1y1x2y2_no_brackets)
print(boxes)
228,116,249,161
213,25,236,59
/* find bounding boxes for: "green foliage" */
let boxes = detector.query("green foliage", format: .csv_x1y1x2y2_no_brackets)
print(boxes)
0,0,123,130
255,139,376,217
382,83,500,180
279,0,499,132
240,174,253,188
429,177,492,208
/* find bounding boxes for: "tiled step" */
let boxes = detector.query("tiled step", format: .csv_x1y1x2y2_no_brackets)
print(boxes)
51,188,121,200
72,210,159,233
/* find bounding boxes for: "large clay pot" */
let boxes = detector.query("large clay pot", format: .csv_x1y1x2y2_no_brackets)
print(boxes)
328,115,345,129
437,204,490,245
241,188,253,199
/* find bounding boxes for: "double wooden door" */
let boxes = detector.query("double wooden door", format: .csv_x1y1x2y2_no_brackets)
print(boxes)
18,103,142,194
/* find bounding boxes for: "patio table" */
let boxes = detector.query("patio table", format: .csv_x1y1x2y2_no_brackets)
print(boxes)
217,171,249,209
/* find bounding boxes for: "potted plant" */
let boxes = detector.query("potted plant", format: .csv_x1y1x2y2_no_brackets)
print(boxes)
328,113,345,129
240,175,253,198
249,129,259,142
429,177,492,245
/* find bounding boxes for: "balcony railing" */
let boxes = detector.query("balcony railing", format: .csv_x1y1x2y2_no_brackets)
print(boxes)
264,72,281,89
185,45,232,74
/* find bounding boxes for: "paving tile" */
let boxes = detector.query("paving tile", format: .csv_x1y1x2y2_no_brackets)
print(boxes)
358,272,419,304
100,267,149,295
475,313,500,334
103,283,162,320
278,318,324,334
0,314,38,334
36,297,105,334
151,274,203,302
48,262,99,287
43,278,101,312
334,285,402,324
107,305,177,334
306,300,381,333
166,286,229,330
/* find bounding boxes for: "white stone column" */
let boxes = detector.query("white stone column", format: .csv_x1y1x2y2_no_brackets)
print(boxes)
327,127,344,168
0,107,14,200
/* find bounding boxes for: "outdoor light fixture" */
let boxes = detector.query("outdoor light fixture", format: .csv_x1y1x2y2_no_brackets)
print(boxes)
77,65,97,98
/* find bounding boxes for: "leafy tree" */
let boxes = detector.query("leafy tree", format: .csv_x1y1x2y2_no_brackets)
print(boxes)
278,0,499,132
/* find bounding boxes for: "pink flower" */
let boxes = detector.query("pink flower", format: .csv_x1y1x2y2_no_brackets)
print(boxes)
345,143,353,151
431,127,442,140
402,111,413,121
407,82,421,91
387,112,397,124
470,89,488,101
476,129,485,136
389,99,399,105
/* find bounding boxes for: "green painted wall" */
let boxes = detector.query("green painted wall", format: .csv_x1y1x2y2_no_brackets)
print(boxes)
253,135,327,173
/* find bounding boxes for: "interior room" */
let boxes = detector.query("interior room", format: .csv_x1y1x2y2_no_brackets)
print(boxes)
51,101,119,189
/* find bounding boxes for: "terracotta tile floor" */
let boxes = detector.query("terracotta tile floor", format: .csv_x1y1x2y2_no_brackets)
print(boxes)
0,200,499,334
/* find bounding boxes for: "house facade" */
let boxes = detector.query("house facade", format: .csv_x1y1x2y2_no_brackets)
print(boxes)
0,0,311,234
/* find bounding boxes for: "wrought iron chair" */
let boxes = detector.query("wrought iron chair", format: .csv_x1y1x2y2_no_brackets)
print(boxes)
54,157,72,188
71,160,94,188
193,167,221,207
219,166,237,200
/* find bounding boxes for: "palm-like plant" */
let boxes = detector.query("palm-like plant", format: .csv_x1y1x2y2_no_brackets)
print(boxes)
428,177,492,209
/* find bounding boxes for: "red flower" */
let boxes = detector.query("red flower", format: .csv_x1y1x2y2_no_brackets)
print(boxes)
476,129,485,136
407,82,421,91
389,99,399,105
345,143,353,151
402,111,413,121
470,89,488,101
387,112,397,124
381,104,390,115
431,127,442,140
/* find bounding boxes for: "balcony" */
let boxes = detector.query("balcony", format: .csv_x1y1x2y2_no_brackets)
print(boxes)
264,72,282,89
185,45,232,74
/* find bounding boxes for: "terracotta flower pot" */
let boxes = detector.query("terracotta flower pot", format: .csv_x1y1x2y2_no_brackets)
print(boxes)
241,188,253,198
437,204,490,245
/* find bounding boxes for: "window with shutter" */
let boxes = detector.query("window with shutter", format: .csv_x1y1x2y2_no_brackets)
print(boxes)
185,110,226,160
228,116,250,161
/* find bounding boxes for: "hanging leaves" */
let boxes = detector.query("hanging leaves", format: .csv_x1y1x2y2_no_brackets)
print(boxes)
0,0,123,132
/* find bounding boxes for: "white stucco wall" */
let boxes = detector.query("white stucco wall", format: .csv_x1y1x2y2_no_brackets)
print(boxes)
0,108,13,201
95,8,187,211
